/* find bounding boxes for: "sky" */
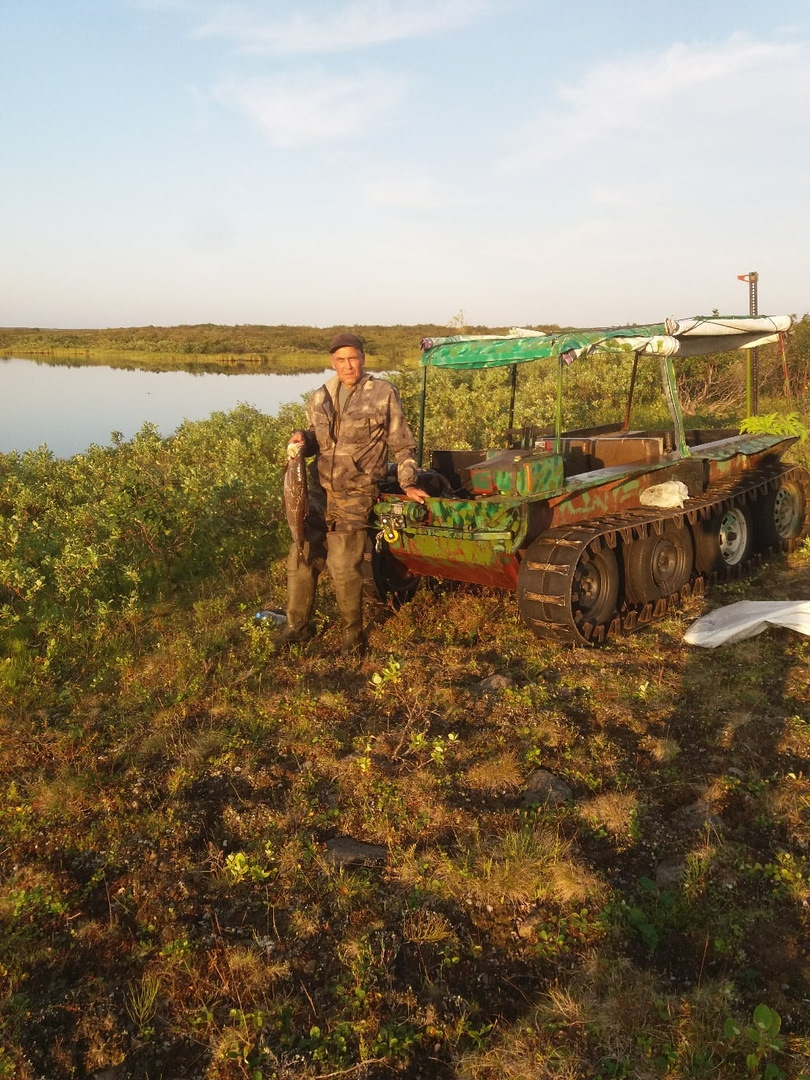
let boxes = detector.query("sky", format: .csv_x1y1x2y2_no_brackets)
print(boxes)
2,0,809,330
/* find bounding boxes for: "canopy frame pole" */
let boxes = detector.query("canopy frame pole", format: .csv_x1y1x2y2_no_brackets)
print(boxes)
555,355,564,454
623,353,639,431
508,364,518,441
778,331,793,410
417,365,428,468
659,353,689,457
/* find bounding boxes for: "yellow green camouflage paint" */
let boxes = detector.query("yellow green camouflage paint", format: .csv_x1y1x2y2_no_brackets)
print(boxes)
372,431,799,590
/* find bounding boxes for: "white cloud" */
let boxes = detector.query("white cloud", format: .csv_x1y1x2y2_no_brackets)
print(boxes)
213,68,408,146
363,174,480,210
195,0,498,54
503,33,810,171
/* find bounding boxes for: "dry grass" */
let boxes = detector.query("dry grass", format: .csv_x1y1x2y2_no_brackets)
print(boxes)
461,752,524,794
577,791,640,842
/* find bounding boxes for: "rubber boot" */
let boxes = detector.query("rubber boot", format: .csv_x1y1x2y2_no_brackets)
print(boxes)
274,545,319,651
327,529,367,657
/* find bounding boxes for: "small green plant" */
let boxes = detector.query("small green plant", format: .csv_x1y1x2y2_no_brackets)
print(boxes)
430,732,458,766
369,655,402,697
370,1022,422,1059
8,884,67,922
223,849,271,885
635,678,651,702
456,1017,494,1051
354,735,375,774
0,1049,15,1079
723,1003,787,1078
620,876,678,951
741,851,809,900
305,1021,353,1066
126,973,161,1039
215,1008,268,1075
408,730,427,753
160,936,191,959
740,412,808,441
594,1057,632,1079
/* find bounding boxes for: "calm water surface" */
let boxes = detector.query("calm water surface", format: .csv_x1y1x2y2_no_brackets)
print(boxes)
0,358,331,458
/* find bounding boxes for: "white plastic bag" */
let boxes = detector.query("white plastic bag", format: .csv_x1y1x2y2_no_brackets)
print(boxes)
684,600,810,647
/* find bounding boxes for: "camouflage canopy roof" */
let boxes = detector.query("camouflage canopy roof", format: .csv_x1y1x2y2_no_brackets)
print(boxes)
419,315,794,370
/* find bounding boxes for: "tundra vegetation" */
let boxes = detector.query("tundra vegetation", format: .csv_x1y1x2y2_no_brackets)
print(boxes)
0,324,461,374
2,316,810,391
0,327,809,1079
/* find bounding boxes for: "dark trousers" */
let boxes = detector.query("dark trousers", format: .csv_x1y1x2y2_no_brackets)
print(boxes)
285,480,374,642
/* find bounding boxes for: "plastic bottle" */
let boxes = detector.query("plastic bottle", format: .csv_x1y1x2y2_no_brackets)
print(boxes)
254,609,286,626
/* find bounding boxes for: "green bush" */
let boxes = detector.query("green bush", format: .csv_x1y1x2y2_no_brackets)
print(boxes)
0,403,301,687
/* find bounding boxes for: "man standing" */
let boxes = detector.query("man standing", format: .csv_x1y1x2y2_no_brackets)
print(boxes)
276,332,429,657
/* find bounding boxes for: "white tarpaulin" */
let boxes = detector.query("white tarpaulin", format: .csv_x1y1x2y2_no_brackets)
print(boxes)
684,601,810,648
664,315,794,337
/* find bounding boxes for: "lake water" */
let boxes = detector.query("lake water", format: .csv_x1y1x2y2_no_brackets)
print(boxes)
0,357,331,458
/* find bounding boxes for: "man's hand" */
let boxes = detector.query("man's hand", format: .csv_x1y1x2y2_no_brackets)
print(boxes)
287,431,305,458
403,485,430,504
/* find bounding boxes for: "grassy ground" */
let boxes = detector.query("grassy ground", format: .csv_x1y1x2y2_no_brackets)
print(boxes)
2,537,809,1079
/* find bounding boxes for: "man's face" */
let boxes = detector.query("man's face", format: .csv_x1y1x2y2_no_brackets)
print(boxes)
331,346,365,388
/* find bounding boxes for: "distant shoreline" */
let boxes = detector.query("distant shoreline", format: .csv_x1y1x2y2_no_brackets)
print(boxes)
0,321,536,375
1,349,393,376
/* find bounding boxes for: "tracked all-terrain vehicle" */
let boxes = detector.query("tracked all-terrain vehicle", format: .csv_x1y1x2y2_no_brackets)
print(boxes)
369,315,810,644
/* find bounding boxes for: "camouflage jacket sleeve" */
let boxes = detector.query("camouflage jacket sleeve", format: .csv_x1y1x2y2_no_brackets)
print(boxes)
385,384,420,490
299,424,319,458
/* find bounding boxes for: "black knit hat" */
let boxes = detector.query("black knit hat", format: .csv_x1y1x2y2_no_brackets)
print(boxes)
329,332,364,353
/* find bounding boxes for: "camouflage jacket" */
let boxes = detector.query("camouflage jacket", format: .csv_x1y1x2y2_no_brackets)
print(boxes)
301,373,420,495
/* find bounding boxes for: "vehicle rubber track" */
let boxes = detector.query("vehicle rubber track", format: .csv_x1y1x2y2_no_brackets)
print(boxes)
517,462,810,645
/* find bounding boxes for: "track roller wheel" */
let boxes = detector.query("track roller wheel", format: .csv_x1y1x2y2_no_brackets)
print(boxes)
693,504,752,573
624,522,694,603
754,473,810,551
571,542,620,633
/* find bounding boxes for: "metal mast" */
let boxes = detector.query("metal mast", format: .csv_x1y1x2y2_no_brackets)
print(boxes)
737,270,759,415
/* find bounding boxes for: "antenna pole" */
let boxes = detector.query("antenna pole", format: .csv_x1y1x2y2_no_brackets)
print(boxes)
737,271,759,415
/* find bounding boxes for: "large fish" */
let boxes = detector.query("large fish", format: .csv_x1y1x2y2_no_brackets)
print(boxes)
283,443,308,563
